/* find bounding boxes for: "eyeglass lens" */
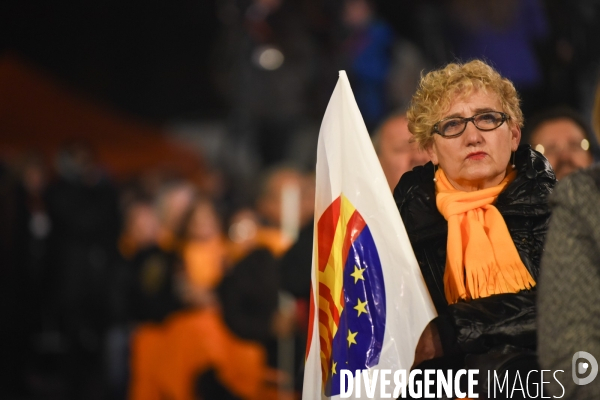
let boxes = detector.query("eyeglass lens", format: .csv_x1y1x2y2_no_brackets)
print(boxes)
439,112,505,136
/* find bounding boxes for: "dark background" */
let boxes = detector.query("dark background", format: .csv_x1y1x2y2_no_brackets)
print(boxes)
1,1,221,121
3,1,598,124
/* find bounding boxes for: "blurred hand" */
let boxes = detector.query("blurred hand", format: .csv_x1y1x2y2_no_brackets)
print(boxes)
412,321,443,368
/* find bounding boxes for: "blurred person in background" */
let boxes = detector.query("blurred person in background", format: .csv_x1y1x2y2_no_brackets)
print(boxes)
542,0,600,120
154,180,195,251
219,214,280,351
252,165,306,255
277,171,316,394
124,185,223,400
537,80,600,399
341,0,394,130
219,166,304,351
385,37,430,114
216,165,311,395
118,197,160,260
213,0,316,207
0,154,50,397
126,181,199,325
279,170,315,305
15,154,51,340
106,196,161,399
372,113,430,190
119,180,232,400
16,153,51,279
115,194,178,327
219,166,300,265
45,140,120,399
445,0,549,118
127,185,284,400
178,196,226,298
526,106,595,180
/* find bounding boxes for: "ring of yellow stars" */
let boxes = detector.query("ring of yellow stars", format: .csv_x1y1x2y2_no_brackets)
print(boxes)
347,329,358,347
331,361,337,375
354,298,368,317
350,265,366,284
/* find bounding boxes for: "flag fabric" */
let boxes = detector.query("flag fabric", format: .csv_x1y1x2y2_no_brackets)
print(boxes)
302,71,437,399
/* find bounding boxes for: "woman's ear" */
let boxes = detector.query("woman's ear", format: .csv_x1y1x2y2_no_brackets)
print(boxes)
510,125,521,151
426,142,439,165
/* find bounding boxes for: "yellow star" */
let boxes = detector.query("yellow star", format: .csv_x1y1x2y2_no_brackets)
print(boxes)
350,265,366,284
331,361,337,375
347,329,358,347
354,298,368,317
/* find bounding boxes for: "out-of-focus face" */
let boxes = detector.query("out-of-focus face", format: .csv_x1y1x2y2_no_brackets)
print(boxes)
228,209,259,245
126,204,160,247
161,185,195,231
187,201,221,241
426,90,521,192
378,116,430,190
343,0,372,28
530,118,593,180
257,170,303,227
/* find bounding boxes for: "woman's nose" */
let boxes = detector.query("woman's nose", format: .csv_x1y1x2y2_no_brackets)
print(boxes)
462,120,484,145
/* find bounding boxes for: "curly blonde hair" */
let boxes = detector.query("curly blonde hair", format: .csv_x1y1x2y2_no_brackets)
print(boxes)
407,60,523,149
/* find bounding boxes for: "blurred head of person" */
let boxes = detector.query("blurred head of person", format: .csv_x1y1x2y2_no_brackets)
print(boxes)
55,140,100,184
155,181,196,249
373,114,430,190
526,107,594,180
18,152,48,196
180,197,222,243
256,166,304,227
225,166,307,258
227,208,260,257
343,0,374,28
119,199,160,258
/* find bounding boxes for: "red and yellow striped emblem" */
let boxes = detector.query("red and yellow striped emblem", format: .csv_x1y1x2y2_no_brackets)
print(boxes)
310,194,367,385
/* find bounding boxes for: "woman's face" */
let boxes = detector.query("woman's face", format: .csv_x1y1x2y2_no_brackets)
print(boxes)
426,90,521,192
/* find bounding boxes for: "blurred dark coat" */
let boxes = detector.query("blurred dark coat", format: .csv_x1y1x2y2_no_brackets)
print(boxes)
218,248,279,344
45,175,120,331
127,245,184,323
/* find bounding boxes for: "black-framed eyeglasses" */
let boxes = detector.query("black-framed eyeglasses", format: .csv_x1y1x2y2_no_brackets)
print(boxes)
432,111,510,138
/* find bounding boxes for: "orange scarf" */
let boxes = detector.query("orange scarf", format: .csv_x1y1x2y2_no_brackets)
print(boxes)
182,236,226,289
435,168,536,304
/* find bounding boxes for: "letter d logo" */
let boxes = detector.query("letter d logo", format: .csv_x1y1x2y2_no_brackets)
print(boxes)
572,351,598,385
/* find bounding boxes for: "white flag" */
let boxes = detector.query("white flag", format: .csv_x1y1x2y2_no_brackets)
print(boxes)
302,71,436,399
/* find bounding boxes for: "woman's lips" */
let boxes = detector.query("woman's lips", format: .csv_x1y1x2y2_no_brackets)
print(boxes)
466,151,487,160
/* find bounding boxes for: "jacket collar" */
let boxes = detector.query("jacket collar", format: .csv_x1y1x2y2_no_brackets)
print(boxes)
495,144,555,215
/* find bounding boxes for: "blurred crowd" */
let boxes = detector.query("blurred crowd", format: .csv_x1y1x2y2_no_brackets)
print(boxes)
0,141,316,399
1,0,600,399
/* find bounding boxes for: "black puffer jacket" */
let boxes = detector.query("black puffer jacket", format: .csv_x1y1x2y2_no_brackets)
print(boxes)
393,144,555,356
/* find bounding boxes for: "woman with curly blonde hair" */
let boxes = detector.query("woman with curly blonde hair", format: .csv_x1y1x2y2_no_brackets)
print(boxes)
394,60,556,398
